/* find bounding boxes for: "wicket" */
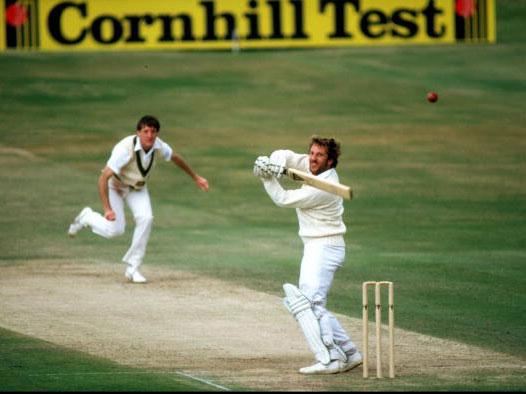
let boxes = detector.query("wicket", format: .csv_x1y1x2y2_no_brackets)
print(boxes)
362,281,395,378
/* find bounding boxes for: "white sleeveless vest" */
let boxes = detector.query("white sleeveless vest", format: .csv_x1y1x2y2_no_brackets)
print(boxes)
114,136,160,190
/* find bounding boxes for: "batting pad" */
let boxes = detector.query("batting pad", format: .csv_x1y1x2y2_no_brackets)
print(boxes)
283,283,331,365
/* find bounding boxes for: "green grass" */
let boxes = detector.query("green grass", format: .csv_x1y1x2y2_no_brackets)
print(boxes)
0,0,525,391
0,328,219,392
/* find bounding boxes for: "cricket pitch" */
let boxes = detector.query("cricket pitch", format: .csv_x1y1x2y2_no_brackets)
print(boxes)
0,260,523,391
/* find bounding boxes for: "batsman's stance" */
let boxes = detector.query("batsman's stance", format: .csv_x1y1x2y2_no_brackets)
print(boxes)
68,115,209,283
253,136,362,375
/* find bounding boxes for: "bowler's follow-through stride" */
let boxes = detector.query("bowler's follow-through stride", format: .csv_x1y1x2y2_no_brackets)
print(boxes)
67,115,209,283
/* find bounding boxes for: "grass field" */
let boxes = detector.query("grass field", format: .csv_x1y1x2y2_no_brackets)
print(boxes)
0,327,217,392
1,0,525,391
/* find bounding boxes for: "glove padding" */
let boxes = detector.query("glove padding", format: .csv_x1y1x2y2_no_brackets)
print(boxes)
253,156,285,179
254,156,272,179
267,161,285,179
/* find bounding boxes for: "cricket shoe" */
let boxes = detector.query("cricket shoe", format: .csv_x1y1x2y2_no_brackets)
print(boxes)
68,207,92,237
299,360,343,375
125,267,147,284
339,351,363,373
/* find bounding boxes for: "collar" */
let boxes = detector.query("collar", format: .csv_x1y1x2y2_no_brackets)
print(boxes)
134,137,162,155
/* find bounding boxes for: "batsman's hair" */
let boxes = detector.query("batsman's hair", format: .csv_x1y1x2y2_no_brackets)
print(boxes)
137,115,161,132
310,136,341,168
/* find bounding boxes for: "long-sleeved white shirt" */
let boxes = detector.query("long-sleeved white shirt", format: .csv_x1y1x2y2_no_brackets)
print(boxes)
261,150,346,243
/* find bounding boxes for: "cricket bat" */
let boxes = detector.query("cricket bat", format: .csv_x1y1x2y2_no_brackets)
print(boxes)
285,168,353,200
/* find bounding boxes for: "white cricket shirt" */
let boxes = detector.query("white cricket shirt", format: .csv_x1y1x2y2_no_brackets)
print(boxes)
107,135,173,175
262,150,347,242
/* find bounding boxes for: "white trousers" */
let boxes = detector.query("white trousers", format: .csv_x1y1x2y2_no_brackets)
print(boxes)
299,239,357,360
84,182,153,270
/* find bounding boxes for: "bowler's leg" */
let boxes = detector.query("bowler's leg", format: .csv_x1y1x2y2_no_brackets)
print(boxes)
68,186,126,238
122,186,153,282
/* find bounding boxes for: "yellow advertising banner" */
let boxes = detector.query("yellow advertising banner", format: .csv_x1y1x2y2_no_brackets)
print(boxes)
2,0,496,51
0,3,4,50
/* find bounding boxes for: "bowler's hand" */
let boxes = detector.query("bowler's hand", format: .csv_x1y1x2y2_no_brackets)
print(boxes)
104,210,116,221
195,175,209,192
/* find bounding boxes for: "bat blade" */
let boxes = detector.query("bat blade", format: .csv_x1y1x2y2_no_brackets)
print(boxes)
286,168,353,200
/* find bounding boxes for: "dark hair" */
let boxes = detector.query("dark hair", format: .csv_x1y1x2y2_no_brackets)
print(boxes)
309,136,341,168
136,115,160,132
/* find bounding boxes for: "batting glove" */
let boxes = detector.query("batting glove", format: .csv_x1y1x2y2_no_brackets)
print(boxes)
267,160,285,179
253,156,272,179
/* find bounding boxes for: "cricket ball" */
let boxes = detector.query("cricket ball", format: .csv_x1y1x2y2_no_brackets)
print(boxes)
427,91,438,103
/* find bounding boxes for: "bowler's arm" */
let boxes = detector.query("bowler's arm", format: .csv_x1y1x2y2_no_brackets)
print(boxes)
98,166,116,221
171,152,209,192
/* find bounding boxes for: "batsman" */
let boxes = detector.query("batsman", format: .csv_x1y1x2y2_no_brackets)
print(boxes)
253,136,362,375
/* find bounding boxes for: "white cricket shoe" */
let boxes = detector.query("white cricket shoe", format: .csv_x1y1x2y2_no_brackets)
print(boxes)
68,207,92,237
125,267,147,283
299,352,363,375
339,351,363,372
299,360,342,375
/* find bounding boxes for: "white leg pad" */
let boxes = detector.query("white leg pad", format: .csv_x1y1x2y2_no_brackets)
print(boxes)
317,313,347,362
283,283,331,365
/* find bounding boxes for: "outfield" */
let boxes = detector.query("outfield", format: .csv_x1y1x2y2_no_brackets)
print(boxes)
0,1,525,391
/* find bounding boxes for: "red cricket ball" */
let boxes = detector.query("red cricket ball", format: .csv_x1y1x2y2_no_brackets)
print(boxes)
427,91,438,103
